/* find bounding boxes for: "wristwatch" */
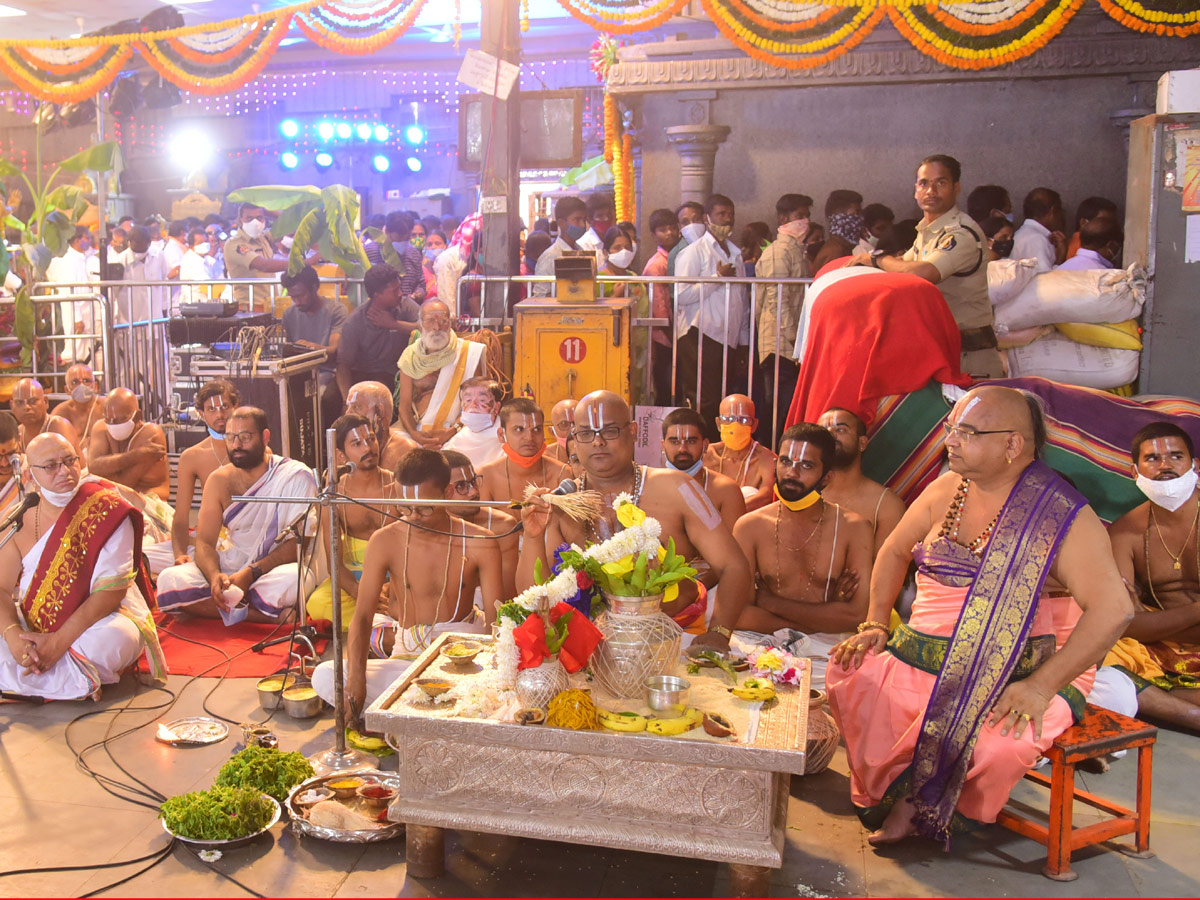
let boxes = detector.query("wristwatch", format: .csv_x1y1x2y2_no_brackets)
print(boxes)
710,625,732,640
249,564,263,582
869,248,888,268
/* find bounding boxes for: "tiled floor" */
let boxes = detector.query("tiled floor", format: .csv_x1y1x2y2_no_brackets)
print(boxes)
2,672,1198,898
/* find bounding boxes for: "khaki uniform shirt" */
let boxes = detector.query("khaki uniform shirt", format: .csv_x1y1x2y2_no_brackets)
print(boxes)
223,229,277,309
755,233,809,363
904,207,992,331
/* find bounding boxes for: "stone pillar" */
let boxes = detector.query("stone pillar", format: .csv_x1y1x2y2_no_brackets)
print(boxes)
666,124,730,205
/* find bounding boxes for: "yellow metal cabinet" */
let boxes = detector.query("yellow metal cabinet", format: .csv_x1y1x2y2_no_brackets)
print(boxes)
513,297,631,420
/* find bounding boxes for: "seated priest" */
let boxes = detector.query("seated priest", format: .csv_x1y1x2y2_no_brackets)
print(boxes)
344,380,418,473
157,407,318,626
826,386,1132,846
441,376,504,471
0,411,21,517
396,300,487,449
50,364,105,461
0,433,165,700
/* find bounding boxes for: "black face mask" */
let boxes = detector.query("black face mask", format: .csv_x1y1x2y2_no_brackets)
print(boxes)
991,238,1014,259
805,240,825,261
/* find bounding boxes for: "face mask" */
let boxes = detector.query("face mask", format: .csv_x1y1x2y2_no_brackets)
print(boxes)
1004,212,1015,223
460,411,494,433
280,236,294,250
426,247,442,263
631,242,639,259
666,455,704,477
1136,469,1198,512
680,222,707,244
719,423,753,451
707,222,732,243
829,212,865,245
208,427,225,442
502,443,546,468
71,384,95,404
194,242,210,256
564,224,587,243
778,219,809,241
608,248,635,269
866,234,879,249
242,219,266,239
411,235,426,250
34,478,79,508
107,419,136,441
132,250,148,262
991,238,1014,259
775,483,822,512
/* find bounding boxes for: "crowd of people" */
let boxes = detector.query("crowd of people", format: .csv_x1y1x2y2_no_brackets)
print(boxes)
7,151,1194,855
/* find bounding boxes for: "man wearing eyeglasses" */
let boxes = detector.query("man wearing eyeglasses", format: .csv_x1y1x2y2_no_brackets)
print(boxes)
0,433,165,700
11,378,79,456
157,406,318,626
844,154,1004,380
320,449,502,721
49,364,105,458
306,414,397,626
661,406,745,534
517,390,754,656
443,449,519,601
145,380,240,576
703,394,777,512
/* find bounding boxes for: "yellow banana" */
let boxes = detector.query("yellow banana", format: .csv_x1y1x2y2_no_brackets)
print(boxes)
647,714,695,736
684,707,704,727
730,677,777,702
597,708,648,732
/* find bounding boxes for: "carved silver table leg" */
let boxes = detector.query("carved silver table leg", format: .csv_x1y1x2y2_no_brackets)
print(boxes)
406,823,445,878
728,861,771,897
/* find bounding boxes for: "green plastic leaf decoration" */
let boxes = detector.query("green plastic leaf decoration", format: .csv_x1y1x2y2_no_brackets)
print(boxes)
58,141,120,173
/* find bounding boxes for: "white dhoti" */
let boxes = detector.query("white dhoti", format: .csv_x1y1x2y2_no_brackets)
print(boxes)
2,518,159,701
313,613,486,710
731,628,848,691
156,457,318,626
143,539,182,576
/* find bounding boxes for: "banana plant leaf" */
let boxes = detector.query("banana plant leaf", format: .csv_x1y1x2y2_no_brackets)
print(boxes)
227,185,323,210
58,141,120,173
41,210,76,257
44,184,89,222
287,208,325,276
0,238,8,286
364,227,405,271
14,284,33,367
0,159,21,178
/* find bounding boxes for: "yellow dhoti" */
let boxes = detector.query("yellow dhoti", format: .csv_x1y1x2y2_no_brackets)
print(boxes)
306,535,367,624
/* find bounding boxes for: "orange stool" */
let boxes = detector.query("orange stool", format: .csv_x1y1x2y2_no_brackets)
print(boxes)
996,704,1157,881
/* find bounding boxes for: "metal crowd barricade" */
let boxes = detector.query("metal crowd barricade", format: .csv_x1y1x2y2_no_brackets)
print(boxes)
0,286,114,396
456,271,813,449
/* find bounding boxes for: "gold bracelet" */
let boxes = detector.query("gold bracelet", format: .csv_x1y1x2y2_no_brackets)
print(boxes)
856,620,890,635
2,622,20,640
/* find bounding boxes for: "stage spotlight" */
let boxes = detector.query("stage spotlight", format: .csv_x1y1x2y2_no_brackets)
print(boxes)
372,154,390,173
168,128,214,171
355,123,372,140
405,124,424,145
373,124,389,142
279,119,299,139
280,151,299,170
335,122,351,140
405,156,422,173
317,120,334,141
315,151,334,169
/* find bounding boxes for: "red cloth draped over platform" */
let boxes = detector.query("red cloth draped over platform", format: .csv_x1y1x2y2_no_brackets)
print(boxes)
786,270,972,427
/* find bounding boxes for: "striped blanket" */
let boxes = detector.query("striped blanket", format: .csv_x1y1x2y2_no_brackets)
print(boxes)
861,376,1200,524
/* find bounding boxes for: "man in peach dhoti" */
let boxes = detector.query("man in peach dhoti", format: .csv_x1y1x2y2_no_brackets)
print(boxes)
395,300,485,449
827,386,1131,845
0,434,165,700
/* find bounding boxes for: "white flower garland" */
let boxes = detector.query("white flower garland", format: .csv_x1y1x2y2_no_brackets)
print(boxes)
495,619,519,689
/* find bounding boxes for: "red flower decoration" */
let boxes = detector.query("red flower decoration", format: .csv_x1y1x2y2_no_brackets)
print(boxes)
576,571,594,590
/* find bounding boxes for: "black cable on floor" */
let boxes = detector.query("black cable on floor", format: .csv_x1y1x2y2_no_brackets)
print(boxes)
77,841,176,898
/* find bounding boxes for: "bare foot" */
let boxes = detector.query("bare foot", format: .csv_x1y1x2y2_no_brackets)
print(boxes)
1078,756,1110,775
868,797,917,846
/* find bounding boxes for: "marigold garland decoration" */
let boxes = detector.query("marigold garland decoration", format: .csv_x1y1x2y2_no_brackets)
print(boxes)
559,0,690,35
141,15,294,94
295,0,428,54
1096,0,1200,35
620,133,635,223
602,92,617,165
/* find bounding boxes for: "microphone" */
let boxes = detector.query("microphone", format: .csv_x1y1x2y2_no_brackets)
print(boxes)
550,478,579,496
0,494,39,533
8,454,23,500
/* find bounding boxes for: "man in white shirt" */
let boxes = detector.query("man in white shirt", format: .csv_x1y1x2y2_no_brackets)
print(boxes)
575,193,615,269
115,226,167,325
45,227,97,366
1055,219,1121,272
1011,187,1067,272
674,193,748,436
532,197,590,298
161,220,188,306
179,228,215,303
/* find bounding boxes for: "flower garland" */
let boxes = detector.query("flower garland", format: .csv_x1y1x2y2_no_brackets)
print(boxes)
295,0,428,55
558,0,690,35
140,14,294,96
602,91,617,165
620,132,635,223
1097,0,1200,35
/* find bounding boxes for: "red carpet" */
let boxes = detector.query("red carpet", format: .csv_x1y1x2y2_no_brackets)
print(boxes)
152,615,329,678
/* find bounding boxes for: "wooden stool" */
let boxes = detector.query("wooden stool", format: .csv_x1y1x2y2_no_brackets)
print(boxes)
996,704,1157,881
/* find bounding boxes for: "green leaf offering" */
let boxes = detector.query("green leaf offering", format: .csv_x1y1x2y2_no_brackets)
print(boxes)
160,786,274,841
213,746,314,802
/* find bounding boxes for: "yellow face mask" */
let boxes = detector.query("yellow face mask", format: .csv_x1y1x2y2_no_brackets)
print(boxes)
719,422,753,451
774,484,821,511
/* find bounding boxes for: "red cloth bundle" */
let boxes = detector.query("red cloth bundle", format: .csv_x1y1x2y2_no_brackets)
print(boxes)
513,602,603,673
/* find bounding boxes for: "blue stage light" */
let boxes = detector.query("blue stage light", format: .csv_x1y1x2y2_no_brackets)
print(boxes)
280,151,300,170
372,154,391,173
374,124,390,142
315,151,334,169
356,123,372,140
317,121,334,141
335,122,351,140
279,119,299,139
406,156,422,173
405,124,425,145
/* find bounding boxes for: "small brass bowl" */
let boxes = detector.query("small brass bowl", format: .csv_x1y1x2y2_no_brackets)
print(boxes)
416,678,453,698
441,640,483,666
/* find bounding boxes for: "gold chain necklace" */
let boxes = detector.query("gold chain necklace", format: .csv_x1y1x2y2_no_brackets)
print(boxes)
1149,500,1199,571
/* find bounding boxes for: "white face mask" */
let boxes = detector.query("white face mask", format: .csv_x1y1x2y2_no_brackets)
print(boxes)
194,242,210,256
460,411,495,433
1136,468,1199,512
608,248,635,269
281,235,294,250
107,418,136,441
681,222,707,244
242,219,266,239
32,471,79,507
131,250,148,262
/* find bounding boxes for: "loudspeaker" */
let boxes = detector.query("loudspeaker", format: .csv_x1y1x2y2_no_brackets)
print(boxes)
228,372,320,469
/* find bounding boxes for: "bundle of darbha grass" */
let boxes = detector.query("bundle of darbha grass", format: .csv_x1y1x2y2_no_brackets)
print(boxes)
521,484,603,523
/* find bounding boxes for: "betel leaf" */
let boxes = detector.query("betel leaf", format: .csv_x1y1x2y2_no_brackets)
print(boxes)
58,140,120,173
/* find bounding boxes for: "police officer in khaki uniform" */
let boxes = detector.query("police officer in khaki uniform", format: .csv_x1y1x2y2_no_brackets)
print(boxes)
224,203,288,310
847,154,1004,379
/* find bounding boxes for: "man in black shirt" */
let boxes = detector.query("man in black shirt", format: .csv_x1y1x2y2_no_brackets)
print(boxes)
336,264,420,398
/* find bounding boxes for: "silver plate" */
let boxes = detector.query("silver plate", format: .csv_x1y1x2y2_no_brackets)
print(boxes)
286,772,404,843
156,716,230,746
161,794,281,850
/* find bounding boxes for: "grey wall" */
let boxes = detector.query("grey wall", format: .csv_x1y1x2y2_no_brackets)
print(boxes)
638,74,1137,228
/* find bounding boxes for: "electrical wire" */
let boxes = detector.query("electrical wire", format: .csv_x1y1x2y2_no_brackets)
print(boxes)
330,489,524,540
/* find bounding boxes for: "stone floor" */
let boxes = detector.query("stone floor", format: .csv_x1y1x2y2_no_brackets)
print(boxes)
2,672,1198,898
